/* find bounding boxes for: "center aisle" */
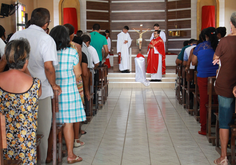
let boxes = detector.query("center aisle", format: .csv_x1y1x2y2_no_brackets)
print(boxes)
61,88,219,165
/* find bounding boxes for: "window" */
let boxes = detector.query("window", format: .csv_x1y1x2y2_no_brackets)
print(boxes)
16,3,26,31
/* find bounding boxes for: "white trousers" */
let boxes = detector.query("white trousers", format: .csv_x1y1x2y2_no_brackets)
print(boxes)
151,54,162,80
37,97,52,163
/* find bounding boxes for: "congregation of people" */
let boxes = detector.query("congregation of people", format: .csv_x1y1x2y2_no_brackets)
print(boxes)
175,12,236,165
0,7,113,165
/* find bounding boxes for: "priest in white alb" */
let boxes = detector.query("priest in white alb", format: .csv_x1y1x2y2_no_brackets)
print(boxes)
147,30,165,81
117,26,132,73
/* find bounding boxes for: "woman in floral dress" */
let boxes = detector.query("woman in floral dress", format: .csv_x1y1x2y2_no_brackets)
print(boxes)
0,39,41,165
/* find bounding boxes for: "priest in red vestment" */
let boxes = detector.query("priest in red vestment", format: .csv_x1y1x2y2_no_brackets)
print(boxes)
147,30,166,81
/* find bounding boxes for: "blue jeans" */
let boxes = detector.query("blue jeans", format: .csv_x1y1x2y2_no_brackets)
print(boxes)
218,95,235,129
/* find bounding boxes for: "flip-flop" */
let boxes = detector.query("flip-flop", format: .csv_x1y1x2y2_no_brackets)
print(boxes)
74,140,85,148
67,156,83,164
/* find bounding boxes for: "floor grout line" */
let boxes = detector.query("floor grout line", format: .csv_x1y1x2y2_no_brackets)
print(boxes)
142,88,154,165
120,88,133,165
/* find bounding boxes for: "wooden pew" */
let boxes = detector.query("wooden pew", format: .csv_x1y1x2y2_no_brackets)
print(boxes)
193,71,200,121
206,77,218,145
181,66,187,107
0,113,22,165
52,90,64,165
176,65,182,104
84,71,94,122
185,69,195,115
97,67,105,109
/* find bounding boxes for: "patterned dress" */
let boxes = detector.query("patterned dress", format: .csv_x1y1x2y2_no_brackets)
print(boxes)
0,78,41,165
55,47,86,123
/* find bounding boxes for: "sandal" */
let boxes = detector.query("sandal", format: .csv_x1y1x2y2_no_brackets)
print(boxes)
74,139,85,148
214,156,228,165
81,130,87,135
67,156,83,164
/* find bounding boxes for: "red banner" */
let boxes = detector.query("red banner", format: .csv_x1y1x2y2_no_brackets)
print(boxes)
202,6,215,30
63,8,78,34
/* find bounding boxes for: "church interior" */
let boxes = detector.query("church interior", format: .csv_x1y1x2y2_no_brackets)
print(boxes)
1,0,236,165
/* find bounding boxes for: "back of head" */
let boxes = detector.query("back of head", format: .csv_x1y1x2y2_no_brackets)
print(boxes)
82,32,91,38
183,40,189,46
105,30,109,34
230,12,236,28
216,27,227,38
93,24,100,31
153,23,159,27
189,39,197,45
5,39,30,69
205,27,218,51
0,25,5,38
64,24,75,35
155,30,161,34
73,36,82,45
123,26,129,30
81,35,91,43
49,25,70,51
30,8,50,27
76,30,83,37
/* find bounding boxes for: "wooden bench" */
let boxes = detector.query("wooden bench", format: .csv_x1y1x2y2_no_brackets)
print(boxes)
193,71,200,121
185,69,195,115
84,71,94,122
97,67,106,109
51,90,64,165
175,65,182,104
181,66,186,107
206,77,218,145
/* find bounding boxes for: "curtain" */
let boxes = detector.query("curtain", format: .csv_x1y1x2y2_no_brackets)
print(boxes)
202,6,215,30
63,8,78,34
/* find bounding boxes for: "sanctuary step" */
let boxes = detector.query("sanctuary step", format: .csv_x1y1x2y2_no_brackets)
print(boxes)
108,72,176,88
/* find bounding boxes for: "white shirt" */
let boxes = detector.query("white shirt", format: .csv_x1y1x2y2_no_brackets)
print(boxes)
183,45,196,69
150,31,166,43
10,25,58,99
0,38,6,57
82,42,93,69
88,45,100,68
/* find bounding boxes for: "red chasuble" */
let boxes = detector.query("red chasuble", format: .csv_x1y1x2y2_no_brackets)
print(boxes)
147,37,165,74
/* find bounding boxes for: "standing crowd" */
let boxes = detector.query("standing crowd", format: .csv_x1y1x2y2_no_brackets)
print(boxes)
0,8,113,164
176,12,236,165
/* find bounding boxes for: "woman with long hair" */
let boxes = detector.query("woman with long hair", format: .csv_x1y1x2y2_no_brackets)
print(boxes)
192,27,219,135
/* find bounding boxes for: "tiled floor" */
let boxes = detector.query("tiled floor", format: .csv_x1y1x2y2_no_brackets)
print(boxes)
59,88,220,165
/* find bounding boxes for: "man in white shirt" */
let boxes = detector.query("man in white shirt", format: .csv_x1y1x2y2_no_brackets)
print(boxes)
10,8,61,163
150,24,166,48
117,26,132,73
0,25,6,58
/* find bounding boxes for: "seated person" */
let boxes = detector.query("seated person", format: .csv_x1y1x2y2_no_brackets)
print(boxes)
0,39,42,165
175,40,191,65
183,39,197,69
